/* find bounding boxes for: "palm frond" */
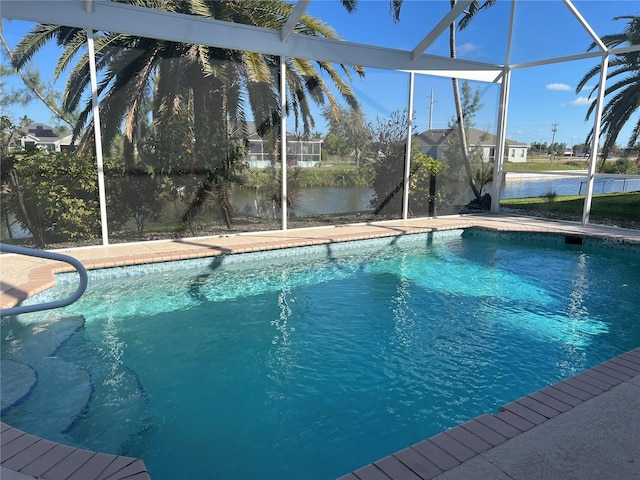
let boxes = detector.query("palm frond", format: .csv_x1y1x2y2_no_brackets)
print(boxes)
459,0,496,31
243,51,271,83
626,117,640,149
339,0,358,14
314,60,359,110
11,24,65,69
579,15,640,161
51,29,88,82
390,0,402,23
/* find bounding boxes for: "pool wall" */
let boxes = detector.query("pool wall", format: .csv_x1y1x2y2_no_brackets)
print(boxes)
13,224,640,310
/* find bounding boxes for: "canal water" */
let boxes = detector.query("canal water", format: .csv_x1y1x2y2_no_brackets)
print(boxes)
3,174,638,239
233,173,640,216
498,172,640,199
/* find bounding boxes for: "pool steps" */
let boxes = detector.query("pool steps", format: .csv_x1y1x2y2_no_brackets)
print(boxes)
1,316,150,460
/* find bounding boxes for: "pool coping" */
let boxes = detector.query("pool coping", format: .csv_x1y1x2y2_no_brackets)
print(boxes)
338,348,640,480
2,213,639,311
0,423,150,480
1,213,639,479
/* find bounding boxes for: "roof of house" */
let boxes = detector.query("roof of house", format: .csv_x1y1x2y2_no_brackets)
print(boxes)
415,127,527,148
25,123,58,140
23,123,74,144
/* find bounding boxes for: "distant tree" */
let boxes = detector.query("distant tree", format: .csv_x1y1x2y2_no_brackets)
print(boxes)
549,142,567,155
0,33,75,128
323,132,351,157
529,141,548,156
368,109,443,216
0,115,27,159
572,143,590,156
322,105,371,165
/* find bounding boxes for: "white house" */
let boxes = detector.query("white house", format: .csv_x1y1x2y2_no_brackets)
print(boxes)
245,121,322,168
415,127,528,163
19,123,77,153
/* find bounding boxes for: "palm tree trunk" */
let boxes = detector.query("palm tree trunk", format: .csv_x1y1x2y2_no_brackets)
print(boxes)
182,71,233,229
450,0,482,201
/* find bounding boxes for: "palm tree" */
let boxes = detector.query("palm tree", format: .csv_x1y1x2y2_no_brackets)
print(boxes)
451,0,496,202
11,0,364,228
576,15,640,168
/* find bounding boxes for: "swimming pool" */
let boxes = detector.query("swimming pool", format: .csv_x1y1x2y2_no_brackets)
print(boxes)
2,229,639,479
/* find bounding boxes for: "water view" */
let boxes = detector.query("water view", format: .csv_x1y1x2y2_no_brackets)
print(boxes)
3,174,638,240
234,173,640,217
499,172,640,199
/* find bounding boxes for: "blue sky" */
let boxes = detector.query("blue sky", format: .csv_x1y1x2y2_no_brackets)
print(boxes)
304,0,639,148
2,0,638,148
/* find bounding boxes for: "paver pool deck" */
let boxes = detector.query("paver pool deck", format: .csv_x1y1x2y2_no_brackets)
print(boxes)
1,213,639,479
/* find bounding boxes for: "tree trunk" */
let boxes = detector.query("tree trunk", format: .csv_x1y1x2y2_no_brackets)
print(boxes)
182,66,233,229
3,209,14,240
450,0,482,201
8,169,46,247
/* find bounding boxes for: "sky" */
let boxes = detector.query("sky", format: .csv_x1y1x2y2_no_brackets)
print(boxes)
303,0,639,148
2,0,638,148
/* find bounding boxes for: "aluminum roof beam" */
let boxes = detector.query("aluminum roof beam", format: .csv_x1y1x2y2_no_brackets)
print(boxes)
411,0,472,61
563,0,607,51
281,0,310,43
1,0,504,83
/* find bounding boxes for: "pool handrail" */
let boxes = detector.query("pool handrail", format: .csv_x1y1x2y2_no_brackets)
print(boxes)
0,243,88,317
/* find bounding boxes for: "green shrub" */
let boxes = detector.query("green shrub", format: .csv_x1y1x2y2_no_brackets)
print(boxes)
542,190,557,203
2,151,129,246
600,158,639,174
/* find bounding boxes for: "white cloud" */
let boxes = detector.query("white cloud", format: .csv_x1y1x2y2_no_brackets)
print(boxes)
457,42,477,55
567,96,594,106
546,83,572,91
577,83,595,94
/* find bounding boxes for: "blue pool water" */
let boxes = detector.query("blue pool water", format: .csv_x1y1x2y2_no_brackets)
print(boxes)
2,230,639,479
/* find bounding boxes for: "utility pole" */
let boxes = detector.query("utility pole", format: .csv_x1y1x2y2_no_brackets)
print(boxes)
428,89,435,130
550,122,558,164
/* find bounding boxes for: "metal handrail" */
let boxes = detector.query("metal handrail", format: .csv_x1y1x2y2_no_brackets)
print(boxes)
0,243,88,317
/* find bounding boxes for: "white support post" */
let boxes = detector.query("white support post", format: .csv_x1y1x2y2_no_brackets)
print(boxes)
402,72,415,220
582,53,609,225
280,56,288,230
490,67,511,212
86,29,109,245
491,0,516,213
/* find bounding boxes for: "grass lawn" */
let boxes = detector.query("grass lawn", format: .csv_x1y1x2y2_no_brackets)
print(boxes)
503,159,587,171
501,192,640,229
